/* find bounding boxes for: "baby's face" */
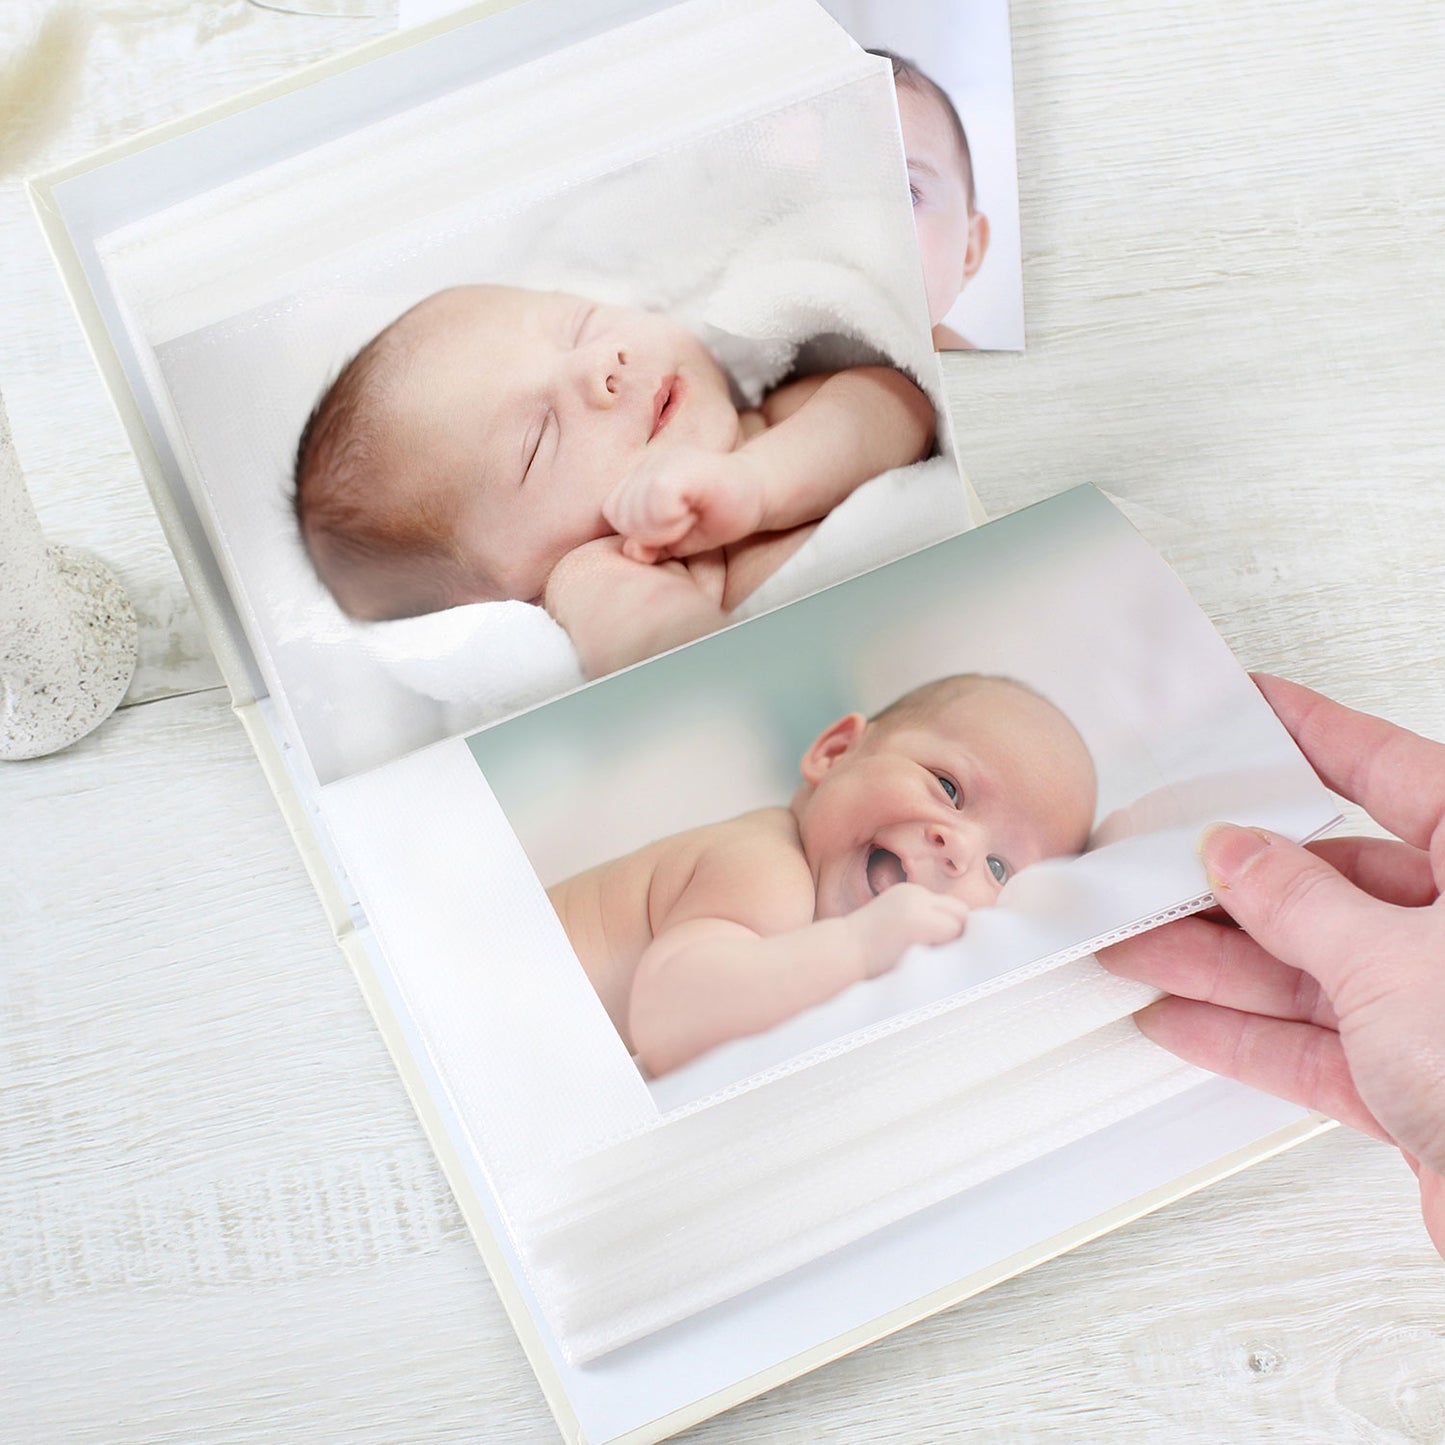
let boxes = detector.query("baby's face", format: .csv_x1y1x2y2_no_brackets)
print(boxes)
896,84,988,328
793,681,1096,918
385,286,741,602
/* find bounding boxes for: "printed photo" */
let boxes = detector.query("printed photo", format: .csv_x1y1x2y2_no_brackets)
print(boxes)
469,487,1337,1108
292,286,938,671
104,0,971,784
532,672,1092,1083
821,0,1025,351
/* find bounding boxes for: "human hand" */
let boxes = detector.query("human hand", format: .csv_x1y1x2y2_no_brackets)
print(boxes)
602,445,766,563
541,535,728,678
1099,674,1445,1258
852,882,969,980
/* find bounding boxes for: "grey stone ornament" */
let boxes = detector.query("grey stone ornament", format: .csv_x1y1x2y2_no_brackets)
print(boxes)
1,390,138,760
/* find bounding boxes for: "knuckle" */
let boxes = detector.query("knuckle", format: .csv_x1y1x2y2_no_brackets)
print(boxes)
1250,854,1335,936
1288,966,1328,1025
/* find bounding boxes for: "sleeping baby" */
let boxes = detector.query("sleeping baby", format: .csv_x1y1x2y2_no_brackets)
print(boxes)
293,285,936,677
547,674,1098,1077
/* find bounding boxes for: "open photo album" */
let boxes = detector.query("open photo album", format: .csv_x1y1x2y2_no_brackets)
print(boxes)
31,1,1342,1440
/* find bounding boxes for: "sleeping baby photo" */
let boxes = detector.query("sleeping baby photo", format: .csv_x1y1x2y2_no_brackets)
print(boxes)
146,8,972,786
293,284,935,677
468,486,1340,1105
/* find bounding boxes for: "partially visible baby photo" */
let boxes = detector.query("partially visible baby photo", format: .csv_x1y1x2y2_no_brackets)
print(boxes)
469,487,1339,1108
821,0,1025,351
392,0,1026,349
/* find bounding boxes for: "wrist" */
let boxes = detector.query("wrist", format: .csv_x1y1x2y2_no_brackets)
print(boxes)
728,448,778,534
829,910,880,985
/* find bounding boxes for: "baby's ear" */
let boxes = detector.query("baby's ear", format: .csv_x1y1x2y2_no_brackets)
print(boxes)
800,712,868,783
961,210,990,287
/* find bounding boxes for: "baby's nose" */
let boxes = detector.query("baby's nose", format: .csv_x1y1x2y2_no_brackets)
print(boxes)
576,345,627,408
925,821,973,877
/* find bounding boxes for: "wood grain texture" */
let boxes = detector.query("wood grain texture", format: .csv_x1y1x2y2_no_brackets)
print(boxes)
3,0,1444,1441
947,1,1445,743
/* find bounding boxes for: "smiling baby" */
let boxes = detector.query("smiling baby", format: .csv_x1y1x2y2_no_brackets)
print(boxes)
547,674,1097,1077
293,285,936,677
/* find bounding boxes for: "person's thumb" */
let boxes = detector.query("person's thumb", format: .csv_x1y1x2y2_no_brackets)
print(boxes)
1198,823,1392,998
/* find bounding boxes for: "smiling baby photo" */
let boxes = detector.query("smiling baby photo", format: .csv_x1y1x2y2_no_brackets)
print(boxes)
468,486,1338,1105
547,671,1094,1078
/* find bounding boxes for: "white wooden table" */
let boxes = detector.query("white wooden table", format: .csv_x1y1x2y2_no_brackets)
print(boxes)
4,3,1443,1440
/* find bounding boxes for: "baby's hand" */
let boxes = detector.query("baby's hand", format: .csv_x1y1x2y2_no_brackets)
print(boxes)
852,883,969,980
603,446,767,563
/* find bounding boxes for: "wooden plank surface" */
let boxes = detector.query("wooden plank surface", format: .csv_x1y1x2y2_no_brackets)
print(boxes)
3,1,1443,1441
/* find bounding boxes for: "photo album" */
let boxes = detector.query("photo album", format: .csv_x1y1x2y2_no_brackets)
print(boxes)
32,1,1341,1440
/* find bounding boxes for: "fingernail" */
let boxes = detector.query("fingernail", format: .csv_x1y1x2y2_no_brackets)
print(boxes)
1198,823,1272,890
1132,999,1164,1034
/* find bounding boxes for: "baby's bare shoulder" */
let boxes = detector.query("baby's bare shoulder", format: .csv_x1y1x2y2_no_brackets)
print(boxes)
701,808,810,864
656,808,816,935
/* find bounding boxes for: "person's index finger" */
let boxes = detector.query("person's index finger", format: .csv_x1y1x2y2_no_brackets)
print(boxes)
1252,673,1445,852
1309,834,1437,908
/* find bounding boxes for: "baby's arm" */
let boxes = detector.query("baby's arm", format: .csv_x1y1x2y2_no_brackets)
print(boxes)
630,852,968,1078
544,536,728,678
604,366,935,563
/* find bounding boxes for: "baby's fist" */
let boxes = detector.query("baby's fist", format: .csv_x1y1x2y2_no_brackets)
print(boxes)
854,883,968,979
604,446,765,560
603,452,695,560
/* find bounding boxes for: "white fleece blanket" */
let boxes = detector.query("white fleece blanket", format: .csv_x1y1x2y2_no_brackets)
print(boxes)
130,3,969,782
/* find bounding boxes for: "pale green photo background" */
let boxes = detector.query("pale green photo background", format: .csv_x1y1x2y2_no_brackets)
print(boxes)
467,487,1182,886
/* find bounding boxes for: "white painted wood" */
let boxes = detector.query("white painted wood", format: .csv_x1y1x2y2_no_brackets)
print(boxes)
3,1,1444,1442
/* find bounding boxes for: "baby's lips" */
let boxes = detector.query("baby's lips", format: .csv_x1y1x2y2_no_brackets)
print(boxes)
649,372,685,440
